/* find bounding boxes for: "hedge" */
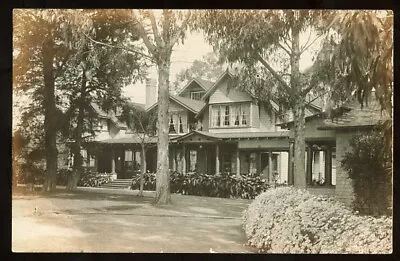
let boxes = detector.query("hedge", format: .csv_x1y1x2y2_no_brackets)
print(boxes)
131,171,270,199
242,187,392,254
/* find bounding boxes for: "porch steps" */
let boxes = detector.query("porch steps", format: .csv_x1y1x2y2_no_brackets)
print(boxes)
99,179,132,189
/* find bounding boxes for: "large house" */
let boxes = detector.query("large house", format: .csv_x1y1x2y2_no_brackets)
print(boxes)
72,70,388,207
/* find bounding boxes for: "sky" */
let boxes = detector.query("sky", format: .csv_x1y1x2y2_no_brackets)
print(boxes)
123,28,322,105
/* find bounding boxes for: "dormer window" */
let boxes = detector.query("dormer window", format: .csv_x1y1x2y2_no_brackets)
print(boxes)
190,91,204,100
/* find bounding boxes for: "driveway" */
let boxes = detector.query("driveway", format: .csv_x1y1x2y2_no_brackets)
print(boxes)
12,187,257,253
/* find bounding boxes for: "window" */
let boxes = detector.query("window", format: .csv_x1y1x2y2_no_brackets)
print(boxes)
189,150,197,172
169,115,176,133
210,103,249,128
179,115,184,133
190,91,204,100
222,154,232,173
80,149,88,166
224,106,230,126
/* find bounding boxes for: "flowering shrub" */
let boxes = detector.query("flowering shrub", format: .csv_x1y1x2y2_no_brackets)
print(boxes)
131,171,270,199
242,187,392,254
56,169,112,187
78,171,112,187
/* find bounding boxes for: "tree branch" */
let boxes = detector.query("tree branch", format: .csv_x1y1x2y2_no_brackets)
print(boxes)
147,10,163,48
300,33,325,54
277,43,291,56
254,51,295,98
132,10,158,56
170,11,191,48
83,32,154,62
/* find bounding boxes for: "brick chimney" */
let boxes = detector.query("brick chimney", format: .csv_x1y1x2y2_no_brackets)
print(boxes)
145,78,158,109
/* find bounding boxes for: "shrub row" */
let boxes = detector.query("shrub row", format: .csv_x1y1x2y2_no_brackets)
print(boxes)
131,171,270,199
56,169,112,187
242,187,392,254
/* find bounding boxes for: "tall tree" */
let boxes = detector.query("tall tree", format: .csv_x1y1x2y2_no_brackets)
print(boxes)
13,10,78,191
59,10,147,190
86,10,192,204
197,10,337,188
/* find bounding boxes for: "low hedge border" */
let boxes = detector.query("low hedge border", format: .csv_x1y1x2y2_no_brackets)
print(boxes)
242,187,392,254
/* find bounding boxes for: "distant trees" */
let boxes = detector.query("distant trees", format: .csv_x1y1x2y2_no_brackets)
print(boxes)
171,52,225,93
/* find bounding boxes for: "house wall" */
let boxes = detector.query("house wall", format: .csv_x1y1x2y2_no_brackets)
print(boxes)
209,77,253,104
288,117,336,140
259,104,279,132
335,130,359,207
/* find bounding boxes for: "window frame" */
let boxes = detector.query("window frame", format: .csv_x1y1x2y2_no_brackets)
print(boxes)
190,91,205,100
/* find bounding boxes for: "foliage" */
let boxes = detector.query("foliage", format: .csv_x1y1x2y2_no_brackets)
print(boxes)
131,171,270,199
56,168,112,187
242,187,392,254
341,128,392,216
172,52,226,93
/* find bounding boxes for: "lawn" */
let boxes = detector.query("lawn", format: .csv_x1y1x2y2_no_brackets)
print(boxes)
12,186,256,253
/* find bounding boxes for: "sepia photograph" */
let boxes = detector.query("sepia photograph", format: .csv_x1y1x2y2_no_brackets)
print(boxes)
12,9,393,253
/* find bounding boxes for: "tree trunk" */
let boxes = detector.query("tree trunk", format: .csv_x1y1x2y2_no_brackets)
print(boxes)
67,71,86,190
42,38,58,192
138,142,146,197
292,101,307,189
154,53,172,204
290,20,307,189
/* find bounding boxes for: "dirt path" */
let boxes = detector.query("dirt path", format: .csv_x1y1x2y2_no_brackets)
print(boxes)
12,188,257,253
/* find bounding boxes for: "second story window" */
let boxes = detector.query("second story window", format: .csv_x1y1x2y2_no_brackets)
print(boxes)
169,115,176,134
210,103,249,128
190,91,204,100
179,115,184,133
224,106,230,126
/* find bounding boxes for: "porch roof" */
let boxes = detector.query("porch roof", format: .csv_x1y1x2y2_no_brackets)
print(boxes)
172,130,289,142
317,98,388,130
98,136,158,144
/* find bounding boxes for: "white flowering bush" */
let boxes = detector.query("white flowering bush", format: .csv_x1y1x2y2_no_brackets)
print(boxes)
242,187,392,254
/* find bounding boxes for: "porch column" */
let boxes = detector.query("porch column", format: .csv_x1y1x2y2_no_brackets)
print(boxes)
288,140,294,185
172,147,177,171
182,144,186,174
215,144,220,174
111,148,116,180
268,151,273,184
306,146,313,185
257,151,261,175
236,146,240,177
325,148,332,186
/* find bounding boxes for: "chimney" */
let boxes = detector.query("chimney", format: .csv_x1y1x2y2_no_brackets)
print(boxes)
145,78,158,109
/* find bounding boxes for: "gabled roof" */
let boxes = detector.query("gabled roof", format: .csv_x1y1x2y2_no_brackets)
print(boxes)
201,70,235,101
177,78,214,96
317,98,388,130
146,95,206,114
